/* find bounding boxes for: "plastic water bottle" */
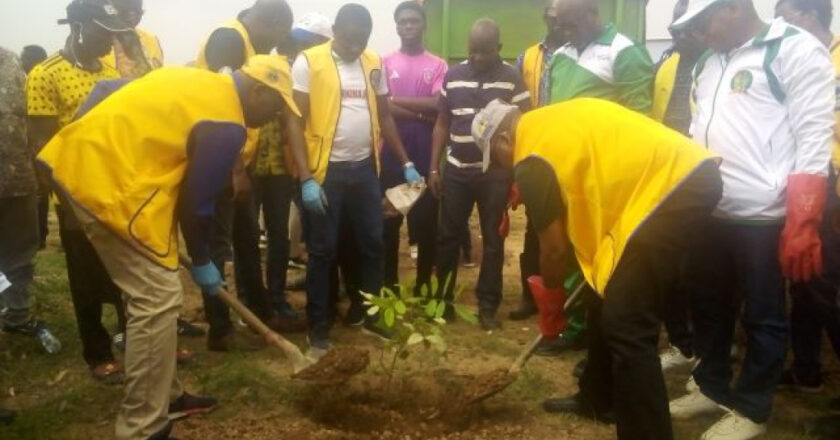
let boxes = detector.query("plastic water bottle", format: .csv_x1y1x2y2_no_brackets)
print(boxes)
36,325,62,354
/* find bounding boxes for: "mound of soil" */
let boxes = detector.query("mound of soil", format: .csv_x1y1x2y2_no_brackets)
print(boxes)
292,347,370,383
460,369,516,405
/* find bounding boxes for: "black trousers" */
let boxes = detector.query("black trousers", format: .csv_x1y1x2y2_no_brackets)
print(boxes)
57,209,126,368
579,163,722,440
519,216,540,307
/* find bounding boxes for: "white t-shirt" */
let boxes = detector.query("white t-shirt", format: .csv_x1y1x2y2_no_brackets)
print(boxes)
292,52,389,163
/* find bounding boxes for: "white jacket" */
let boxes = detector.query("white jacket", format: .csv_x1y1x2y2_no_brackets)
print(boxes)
691,19,835,221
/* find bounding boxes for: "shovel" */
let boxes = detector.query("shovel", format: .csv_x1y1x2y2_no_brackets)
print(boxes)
462,279,587,405
180,254,371,382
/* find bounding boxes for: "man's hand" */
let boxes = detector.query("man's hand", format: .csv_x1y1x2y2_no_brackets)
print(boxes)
301,178,328,215
527,276,568,339
429,171,442,199
780,174,827,282
190,262,223,295
404,162,423,185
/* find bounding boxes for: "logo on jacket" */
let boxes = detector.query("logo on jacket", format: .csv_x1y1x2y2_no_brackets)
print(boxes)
370,69,382,89
730,70,753,94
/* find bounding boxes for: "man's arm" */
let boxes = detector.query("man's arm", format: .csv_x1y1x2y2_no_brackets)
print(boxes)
428,95,451,198
204,28,246,72
377,94,411,164
287,92,310,181
613,45,655,115
390,96,439,114
510,71,532,113
179,122,247,265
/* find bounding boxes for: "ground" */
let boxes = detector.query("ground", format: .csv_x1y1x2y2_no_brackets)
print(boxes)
1,210,837,439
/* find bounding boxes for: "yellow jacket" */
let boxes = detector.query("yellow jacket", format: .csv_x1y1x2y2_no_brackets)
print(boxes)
651,52,679,122
102,28,164,78
38,68,247,269
300,42,383,184
521,43,546,108
514,98,717,294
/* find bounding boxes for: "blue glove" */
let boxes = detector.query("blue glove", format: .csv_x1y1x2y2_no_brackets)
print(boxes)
191,262,223,295
404,163,422,185
302,178,328,215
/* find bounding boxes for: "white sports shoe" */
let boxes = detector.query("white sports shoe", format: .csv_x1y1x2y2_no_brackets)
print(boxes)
660,345,697,371
701,411,767,440
670,391,722,420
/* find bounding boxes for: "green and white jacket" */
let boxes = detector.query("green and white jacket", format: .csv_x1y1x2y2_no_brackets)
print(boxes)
692,18,835,221
548,24,654,114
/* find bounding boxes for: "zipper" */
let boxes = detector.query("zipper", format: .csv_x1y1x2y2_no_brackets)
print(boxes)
703,53,730,150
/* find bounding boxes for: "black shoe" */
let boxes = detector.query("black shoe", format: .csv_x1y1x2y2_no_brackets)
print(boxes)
778,370,823,393
478,310,502,331
0,408,15,425
508,302,537,321
177,319,206,338
206,330,265,352
148,421,175,439
343,302,366,327
2,319,41,335
307,326,333,351
572,358,587,379
805,415,840,439
534,332,586,357
543,393,615,424
362,319,394,342
168,393,217,421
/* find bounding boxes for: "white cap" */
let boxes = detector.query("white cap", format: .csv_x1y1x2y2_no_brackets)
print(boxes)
671,0,726,30
292,12,333,40
471,99,518,173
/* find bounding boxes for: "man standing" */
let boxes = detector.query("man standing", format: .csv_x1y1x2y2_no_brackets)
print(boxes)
19,45,50,250
381,1,447,295
195,0,297,351
103,0,163,78
289,3,422,350
38,55,298,440
509,0,567,322
26,0,126,381
429,18,531,330
472,98,722,440
667,1,835,439
651,0,707,372
0,47,59,353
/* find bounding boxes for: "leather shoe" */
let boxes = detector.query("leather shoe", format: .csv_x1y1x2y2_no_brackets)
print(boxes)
534,332,586,357
508,302,537,321
543,393,615,424
479,310,502,331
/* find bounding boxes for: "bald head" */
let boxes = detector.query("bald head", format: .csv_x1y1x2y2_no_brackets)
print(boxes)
551,0,601,49
243,0,294,53
468,18,502,73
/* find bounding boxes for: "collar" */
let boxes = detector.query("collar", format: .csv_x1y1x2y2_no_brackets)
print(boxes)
751,18,792,46
593,23,618,46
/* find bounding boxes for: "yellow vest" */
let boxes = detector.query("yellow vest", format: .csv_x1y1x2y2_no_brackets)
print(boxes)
195,19,259,164
513,98,716,294
522,43,546,108
830,37,840,170
38,68,247,270
301,42,383,184
651,52,679,122
102,28,164,77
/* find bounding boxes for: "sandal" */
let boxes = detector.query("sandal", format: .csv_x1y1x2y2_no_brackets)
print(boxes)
91,361,123,384
176,348,194,365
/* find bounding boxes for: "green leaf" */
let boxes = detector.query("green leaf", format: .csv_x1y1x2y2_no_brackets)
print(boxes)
433,317,446,325
407,333,424,346
384,308,396,327
442,273,453,296
434,301,446,319
453,305,478,325
430,276,439,295
424,299,438,317
426,334,446,353
360,292,374,300
419,283,428,298
394,300,407,315
367,305,380,316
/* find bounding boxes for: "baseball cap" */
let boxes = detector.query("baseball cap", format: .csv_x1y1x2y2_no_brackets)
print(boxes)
240,55,301,117
670,0,727,30
291,13,333,43
58,0,131,32
471,99,518,172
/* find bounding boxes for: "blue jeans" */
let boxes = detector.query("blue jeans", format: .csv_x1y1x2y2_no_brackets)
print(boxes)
305,158,383,332
688,221,787,423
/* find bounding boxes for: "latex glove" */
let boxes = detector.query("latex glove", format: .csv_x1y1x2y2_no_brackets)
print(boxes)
527,276,568,340
191,262,223,295
780,174,827,282
301,178,328,216
498,184,522,238
404,163,423,185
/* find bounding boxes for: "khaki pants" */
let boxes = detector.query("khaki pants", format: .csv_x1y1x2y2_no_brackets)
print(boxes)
72,204,183,440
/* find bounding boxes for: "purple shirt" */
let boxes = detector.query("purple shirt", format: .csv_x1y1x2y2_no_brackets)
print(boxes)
381,50,447,176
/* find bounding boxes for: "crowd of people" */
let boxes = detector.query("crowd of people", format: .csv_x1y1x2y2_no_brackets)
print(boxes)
0,0,839,439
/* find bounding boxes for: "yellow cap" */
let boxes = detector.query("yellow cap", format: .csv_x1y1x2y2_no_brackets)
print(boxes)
240,54,301,117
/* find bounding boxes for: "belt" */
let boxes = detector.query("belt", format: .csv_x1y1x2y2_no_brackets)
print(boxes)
446,151,483,169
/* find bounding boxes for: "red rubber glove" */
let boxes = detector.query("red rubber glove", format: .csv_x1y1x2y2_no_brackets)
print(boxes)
498,184,522,239
527,276,568,340
779,174,827,283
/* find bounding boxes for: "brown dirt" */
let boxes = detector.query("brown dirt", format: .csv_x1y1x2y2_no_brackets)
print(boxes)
460,369,517,405
292,347,370,383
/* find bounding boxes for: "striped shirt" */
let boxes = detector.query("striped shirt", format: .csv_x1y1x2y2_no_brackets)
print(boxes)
439,60,530,163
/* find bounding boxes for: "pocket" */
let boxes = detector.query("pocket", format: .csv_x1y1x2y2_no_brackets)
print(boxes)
127,188,175,258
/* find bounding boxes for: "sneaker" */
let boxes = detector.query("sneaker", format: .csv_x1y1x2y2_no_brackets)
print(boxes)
534,332,586,357
177,319,206,338
307,328,333,351
669,391,722,420
701,411,766,440
168,392,217,421
112,332,126,352
4,320,62,354
777,370,823,393
686,375,699,393
343,302,366,327
206,330,265,352
478,310,502,331
660,345,697,372
508,302,538,321
410,244,418,260
362,320,394,342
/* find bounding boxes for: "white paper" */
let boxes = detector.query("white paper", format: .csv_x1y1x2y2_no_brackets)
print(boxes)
385,180,427,217
0,272,10,293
